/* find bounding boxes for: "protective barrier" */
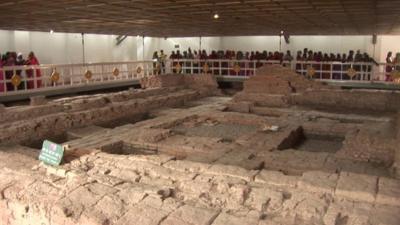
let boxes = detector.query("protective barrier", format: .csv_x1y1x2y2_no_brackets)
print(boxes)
1,59,399,96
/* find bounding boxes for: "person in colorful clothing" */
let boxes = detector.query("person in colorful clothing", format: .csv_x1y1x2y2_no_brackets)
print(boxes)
25,52,42,89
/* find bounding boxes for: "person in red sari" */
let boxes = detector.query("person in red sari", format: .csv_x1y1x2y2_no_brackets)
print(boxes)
25,52,42,89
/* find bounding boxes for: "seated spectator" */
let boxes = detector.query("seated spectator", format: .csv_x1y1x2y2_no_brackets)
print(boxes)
283,50,293,62
25,51,42,89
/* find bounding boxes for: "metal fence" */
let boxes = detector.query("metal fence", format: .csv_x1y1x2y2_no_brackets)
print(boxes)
1,59,399,96
0,61,156,96
169,59,400,83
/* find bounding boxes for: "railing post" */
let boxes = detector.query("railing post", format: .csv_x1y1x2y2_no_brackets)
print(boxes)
3,70,6,93
253,61,256,76
33,67,37,89
218,60,221,76
319,62,322,80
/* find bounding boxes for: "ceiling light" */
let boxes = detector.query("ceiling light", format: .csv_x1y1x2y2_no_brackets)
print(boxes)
280,30,284,35
50,29,54,34
214,13,219,19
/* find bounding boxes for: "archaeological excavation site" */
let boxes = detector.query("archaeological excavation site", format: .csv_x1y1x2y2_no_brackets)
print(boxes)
0,65,400,225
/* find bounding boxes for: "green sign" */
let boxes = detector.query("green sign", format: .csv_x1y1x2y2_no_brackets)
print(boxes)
38,140,64,166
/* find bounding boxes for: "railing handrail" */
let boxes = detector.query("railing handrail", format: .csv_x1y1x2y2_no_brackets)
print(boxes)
2,59,399,71
0,60,156,71
0,59,399,97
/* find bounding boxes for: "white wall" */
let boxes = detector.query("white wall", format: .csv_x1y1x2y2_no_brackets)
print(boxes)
136,36,221,60
286,36,379,57
380,36,400,61
221,36,281,52
0,30,137,64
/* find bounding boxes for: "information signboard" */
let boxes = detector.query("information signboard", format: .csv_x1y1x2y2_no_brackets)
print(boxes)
38,140,64,166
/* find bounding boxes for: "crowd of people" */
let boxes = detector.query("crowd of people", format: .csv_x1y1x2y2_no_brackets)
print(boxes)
0,51,42,93
1,48,399,94
154,48,380,63
386,52,400,81
152,48,393,79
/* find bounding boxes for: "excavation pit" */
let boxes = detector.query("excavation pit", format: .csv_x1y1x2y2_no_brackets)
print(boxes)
293,133,344,153
278,127,345,153
172,121,259,140
95,113,155,129
100,141,158,156
21,132,78,149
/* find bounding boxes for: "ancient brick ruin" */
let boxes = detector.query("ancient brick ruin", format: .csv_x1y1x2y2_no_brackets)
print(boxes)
0,70,399,225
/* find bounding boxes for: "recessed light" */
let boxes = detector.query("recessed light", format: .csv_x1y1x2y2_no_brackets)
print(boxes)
214,13,219,19
50,29,54,34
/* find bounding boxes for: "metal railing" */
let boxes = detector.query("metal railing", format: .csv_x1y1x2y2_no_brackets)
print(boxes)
1,59,399,96
0,61,157,95
167,60,396,81
169,59,400,83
